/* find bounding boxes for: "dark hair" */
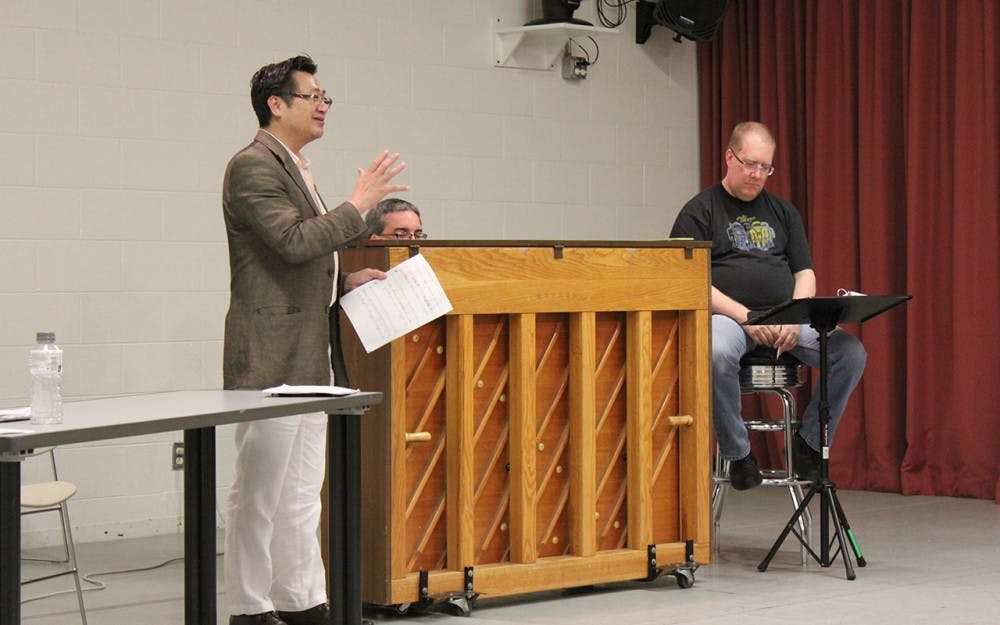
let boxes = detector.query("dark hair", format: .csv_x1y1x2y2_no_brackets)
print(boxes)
250,55,318,128
365,198,421,235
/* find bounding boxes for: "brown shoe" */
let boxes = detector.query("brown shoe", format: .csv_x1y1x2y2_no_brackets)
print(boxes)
277,603,330,625
229,612,288,625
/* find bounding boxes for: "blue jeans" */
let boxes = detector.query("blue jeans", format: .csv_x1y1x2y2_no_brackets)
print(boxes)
712,314,867,460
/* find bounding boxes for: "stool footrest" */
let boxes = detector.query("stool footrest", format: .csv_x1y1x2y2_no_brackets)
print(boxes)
744,420,800,432
713,473,812,486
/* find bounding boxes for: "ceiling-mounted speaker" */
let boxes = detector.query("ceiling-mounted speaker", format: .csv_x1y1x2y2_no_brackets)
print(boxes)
636,0,730,44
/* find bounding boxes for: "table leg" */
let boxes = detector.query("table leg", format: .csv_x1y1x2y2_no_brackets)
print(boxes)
328,411,362,625
0,461,21,625
184,427,216,625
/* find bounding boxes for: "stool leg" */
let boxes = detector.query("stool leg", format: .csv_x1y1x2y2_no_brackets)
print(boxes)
59,503,87,625
777,389,796,481
711,446,730,554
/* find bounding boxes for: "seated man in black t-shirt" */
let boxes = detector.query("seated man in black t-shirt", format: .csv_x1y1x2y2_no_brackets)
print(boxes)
670,121,867,490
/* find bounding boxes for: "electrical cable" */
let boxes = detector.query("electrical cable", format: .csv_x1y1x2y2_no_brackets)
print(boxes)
568,36,601,67
24,436,230,604
19,551,223,603
597,0,636,28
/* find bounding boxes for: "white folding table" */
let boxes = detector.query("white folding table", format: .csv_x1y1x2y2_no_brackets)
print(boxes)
0,390,381,625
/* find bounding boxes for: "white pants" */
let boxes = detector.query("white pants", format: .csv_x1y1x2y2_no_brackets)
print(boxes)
224,412,327,616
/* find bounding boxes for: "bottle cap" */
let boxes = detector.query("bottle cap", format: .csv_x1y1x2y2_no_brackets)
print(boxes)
36,331,56,343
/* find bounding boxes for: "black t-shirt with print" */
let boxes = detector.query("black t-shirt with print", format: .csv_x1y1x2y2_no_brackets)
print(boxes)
670,183,813,310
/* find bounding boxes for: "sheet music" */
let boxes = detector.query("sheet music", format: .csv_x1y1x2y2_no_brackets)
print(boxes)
0,407,30,423
262,384,358,397
340,253,453,353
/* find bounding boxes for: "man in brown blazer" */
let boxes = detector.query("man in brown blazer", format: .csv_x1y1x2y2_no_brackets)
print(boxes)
221,55,407,625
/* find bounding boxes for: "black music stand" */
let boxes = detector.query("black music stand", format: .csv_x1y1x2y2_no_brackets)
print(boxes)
746,294,911,579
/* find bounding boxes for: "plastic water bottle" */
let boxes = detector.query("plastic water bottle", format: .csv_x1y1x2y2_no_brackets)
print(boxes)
29,332,63,425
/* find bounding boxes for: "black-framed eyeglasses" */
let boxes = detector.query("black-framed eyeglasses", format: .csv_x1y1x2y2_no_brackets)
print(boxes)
729,146,775,176
381,230,427,240
288,92,333,106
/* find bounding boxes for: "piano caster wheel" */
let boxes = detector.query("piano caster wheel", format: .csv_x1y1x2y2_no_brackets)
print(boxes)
673,568,695,588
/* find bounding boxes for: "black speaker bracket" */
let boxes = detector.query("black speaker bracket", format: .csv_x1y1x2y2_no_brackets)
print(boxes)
636,0,657,44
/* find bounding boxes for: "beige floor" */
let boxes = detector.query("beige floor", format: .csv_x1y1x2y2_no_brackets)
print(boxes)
20,487,1000,625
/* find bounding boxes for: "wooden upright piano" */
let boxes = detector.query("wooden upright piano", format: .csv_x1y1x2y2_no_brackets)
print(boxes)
334,240,711,609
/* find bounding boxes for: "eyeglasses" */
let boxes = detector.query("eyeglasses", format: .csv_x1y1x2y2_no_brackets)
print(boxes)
381,230,427,240
729,147,775,176
288,92,333,106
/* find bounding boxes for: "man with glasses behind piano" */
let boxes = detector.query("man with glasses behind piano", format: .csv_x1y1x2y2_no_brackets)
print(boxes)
670,121,867,493
365,197,426,240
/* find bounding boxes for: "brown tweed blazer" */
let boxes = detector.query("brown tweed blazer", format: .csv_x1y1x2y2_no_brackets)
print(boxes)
222,130,366,390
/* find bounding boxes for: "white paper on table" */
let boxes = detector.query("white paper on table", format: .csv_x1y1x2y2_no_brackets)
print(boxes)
262,384,359,397
340,253,453,353
0,407,30,422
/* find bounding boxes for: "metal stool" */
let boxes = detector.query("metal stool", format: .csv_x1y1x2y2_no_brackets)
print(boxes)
711,347,813,563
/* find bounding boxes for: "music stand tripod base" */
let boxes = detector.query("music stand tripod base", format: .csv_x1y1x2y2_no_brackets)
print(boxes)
745,295,911,579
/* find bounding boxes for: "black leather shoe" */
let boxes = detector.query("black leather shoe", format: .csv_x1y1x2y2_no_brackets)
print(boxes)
728,452,763,490
277,603,330,625
229,612,288,625
793,433,821,482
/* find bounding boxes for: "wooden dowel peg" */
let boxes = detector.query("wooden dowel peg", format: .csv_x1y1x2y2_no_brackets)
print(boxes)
405,431,432,444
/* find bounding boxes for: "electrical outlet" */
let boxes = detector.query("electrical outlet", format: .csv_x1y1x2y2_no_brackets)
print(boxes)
562,54,588,80
172,442,184,470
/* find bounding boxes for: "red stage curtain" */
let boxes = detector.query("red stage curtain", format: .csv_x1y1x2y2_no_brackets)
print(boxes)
698,0,999,501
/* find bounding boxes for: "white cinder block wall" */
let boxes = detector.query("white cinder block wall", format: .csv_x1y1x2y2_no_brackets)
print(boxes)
1,0,700,547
